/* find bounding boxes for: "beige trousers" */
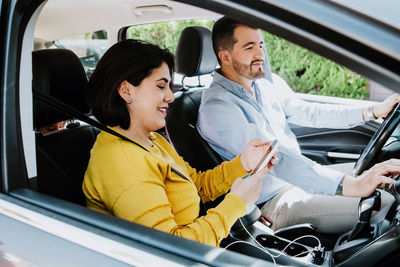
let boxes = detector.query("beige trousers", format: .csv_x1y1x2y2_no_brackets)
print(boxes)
260,163,394,234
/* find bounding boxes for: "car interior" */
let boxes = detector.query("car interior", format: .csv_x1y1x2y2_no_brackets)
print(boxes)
28,28,305,266
15,40,234,266
23,17,400,265
4,0,400,266
166,26,223,172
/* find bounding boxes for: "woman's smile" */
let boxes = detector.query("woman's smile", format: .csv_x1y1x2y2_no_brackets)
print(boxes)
158,106,168,116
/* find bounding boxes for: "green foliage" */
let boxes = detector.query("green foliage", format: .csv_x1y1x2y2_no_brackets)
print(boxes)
127,20,368,99
92,30,108,39
127,20,213,53
262,31,368,99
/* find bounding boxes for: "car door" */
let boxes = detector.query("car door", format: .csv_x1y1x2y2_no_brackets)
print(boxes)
291,94,381,165
0,1,275,266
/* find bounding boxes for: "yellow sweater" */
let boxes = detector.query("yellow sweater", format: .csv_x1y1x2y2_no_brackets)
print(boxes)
83,130,247,246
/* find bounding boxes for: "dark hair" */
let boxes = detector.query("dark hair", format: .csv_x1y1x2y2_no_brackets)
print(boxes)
86,39,174,129
212,17,257,64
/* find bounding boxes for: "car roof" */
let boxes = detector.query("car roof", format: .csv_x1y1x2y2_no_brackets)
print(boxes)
35,0,220,41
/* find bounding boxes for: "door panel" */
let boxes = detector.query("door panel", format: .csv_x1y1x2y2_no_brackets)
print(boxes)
291,94,381,165
0,208,130,267
290,121,380,165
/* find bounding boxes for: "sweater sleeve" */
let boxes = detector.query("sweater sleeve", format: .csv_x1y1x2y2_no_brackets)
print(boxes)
182,155,250,201
84,132,247,247
153,133,250,201
111,161,246,247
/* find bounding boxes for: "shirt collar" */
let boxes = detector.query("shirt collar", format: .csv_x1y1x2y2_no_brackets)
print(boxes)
213,69,263,105
213,69,250,99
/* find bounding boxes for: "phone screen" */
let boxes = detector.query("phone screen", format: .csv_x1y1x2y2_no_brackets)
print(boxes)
249,140,279,176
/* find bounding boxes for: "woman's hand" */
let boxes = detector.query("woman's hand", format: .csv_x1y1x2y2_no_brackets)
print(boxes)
240,138,278,172
373,94,400,118
343,159,400,197
230,168,269,210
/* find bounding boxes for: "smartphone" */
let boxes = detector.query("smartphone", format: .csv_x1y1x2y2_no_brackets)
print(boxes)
249,140,279,176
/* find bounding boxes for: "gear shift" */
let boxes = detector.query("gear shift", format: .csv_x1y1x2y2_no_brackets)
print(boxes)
347,191,381,241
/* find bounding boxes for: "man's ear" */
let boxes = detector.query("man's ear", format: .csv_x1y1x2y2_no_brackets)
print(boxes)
218,50,231,66
117,80,134,103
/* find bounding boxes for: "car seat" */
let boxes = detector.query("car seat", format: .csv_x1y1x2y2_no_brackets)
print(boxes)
32,48,99,205
166,26,222,171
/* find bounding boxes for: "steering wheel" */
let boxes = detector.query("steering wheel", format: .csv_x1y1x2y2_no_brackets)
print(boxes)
353,103,400,175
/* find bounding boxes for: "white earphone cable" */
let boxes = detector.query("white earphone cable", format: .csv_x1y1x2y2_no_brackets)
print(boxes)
224,217,323,266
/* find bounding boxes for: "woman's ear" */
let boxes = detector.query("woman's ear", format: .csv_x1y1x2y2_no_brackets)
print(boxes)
118,80,133,104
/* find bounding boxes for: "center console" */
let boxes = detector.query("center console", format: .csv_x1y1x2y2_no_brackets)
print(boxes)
224,182,400,266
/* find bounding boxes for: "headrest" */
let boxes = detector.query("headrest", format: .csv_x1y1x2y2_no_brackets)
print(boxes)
32,49,89,128
175,26,217,77
175,26,273,82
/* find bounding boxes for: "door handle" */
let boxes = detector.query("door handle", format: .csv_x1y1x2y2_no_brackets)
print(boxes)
327,152,360,160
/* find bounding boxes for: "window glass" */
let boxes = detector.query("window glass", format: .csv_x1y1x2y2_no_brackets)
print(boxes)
265,31,394,101
126,20,214,90
127,20,213,53
126,20,374,100
262,31,369,100
48,30,108,78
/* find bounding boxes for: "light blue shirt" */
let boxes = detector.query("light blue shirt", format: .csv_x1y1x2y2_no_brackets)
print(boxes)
197,70,365,204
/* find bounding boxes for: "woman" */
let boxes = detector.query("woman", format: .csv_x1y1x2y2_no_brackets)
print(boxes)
83,39,276,246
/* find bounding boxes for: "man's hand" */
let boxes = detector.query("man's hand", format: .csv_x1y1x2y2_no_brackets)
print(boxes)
342,159,400,197
373,94,400,118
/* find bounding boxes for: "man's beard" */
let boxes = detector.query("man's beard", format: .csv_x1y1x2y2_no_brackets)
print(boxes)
232,59,265,80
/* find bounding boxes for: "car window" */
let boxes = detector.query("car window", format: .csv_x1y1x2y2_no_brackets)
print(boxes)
44,21,391,102
124,19,392,101
49,30,108,78
262,31,369,101
125,20,214,90
263,31,395,102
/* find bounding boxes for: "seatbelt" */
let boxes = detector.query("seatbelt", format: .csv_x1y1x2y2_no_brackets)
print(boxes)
33,90,207,217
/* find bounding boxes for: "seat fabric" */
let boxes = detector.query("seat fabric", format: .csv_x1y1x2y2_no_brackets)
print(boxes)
166,26,222,171
166,88,222,171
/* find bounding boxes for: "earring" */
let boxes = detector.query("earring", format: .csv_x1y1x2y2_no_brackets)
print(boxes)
126,98,132,104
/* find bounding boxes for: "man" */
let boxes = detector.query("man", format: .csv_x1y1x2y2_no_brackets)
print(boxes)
197,17,400,233
37,120,67,134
